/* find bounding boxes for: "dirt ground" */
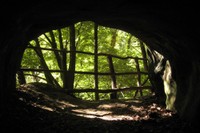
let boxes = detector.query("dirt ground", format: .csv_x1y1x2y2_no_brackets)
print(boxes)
1,83,197,133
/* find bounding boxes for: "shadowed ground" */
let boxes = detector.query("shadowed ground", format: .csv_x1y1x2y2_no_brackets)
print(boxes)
1,83,194,133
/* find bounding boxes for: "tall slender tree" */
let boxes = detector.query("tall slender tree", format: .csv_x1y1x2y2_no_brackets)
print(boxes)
34,39,61,88
94,23,99,100
66,24,76,93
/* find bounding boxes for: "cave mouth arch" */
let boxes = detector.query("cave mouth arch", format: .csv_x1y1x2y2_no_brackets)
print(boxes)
13,10,178,114
1,2,200,131
11,18,181,129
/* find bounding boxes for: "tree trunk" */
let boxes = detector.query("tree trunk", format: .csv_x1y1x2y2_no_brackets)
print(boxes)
66,24,76,93
34,39,61,88
109,29,118,99
94,23,99,100
107,56,117,99
16,69,26,85
58,29,68,90
46,31,62,69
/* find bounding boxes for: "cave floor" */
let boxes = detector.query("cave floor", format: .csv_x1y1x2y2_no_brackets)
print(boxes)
1,84,195,133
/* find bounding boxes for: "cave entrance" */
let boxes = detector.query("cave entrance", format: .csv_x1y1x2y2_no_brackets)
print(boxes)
16,21,154,101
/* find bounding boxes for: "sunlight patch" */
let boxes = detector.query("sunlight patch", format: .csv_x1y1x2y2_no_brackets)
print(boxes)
72,109,112,116
31,103,55,112
97,103,128,109
57,100,78,108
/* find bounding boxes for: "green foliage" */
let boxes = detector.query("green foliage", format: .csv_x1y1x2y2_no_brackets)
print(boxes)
18,21,151,101
21,48,40,69
76,53,94,72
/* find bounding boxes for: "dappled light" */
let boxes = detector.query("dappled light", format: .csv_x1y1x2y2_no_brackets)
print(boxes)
17,83,174,121
2,82,191,132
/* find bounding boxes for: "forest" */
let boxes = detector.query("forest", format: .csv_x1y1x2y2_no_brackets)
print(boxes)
16,21,152,101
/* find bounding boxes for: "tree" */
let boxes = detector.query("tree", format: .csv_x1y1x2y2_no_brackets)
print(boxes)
18,21,152,100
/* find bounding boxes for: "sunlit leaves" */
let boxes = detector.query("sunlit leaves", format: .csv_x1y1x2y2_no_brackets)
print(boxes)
19,21,150,100
76,53,94,72
21,48,40,69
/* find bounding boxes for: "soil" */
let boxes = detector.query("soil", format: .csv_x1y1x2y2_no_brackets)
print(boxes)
0,83,197,133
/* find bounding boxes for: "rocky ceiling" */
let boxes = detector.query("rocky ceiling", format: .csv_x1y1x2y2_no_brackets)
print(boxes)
0,1,200,127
